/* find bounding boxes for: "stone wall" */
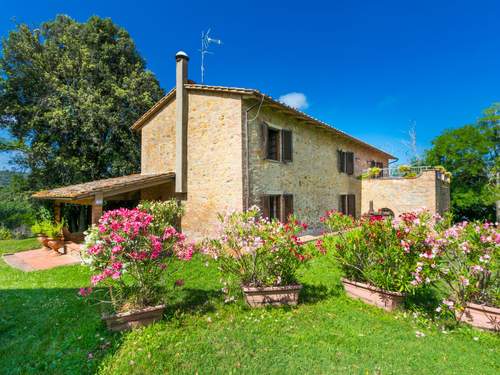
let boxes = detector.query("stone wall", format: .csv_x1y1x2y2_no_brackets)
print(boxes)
246,102,390,231
139,90,244,239
141,97,176,174
361,170,451,217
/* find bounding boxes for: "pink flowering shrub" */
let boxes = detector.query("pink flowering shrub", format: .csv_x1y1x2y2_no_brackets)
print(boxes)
202,207,316,288
319,209,439,293
413,221,499,314
81,208,194,311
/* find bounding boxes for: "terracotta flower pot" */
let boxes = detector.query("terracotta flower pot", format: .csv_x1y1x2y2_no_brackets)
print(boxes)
47,237,65,253
37,235,50,250
102,305,165,332
242,284,302,307
455,302,500,332
341,278,405,312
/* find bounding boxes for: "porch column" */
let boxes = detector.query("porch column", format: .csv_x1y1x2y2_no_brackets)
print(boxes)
54,202,61,223
91,193,104,225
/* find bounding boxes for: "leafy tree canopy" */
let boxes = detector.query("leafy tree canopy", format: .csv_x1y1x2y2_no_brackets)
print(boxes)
425,103,499,221
0,15,164,189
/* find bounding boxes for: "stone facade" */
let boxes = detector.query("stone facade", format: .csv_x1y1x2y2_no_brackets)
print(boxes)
360,170,451,217
138,87,449,239
245,102,389,231
140,90,243,239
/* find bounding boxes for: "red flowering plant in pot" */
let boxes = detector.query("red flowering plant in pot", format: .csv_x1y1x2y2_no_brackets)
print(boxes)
413,221,499,331
201,206,316,307
318,209,439,311
80,208,194,331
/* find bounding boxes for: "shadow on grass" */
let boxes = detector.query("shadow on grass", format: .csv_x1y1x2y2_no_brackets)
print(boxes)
299,282,343,304
164,288,223,318
0,288,121,374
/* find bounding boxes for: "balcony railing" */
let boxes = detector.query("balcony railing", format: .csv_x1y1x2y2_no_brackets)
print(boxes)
362,165,446,180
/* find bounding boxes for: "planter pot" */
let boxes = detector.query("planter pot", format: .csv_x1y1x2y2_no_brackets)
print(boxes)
341,278,405,312
455,302,500,332
102,305,165,332
242,284,302,307
47,237,65,253
37,235,50,250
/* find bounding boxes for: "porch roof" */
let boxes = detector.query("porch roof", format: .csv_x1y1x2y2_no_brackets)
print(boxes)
32,173,175,202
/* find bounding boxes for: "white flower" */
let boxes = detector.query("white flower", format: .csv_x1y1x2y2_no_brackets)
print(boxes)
415,331,426,338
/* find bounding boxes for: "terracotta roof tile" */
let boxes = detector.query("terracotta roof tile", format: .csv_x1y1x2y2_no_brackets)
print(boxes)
32,173,174,200
130,84,395,159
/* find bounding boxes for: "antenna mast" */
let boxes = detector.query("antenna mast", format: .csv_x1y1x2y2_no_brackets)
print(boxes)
200,29,222,84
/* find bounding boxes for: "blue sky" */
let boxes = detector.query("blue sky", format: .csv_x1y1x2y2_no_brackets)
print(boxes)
1,0,499,168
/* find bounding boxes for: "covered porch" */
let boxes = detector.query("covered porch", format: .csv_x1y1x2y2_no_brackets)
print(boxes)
32,173,176,245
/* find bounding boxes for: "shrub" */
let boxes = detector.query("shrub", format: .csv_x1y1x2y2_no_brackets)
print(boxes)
202,207,316,288
0,226,13,240
80,208,194,312
137,200,184,235
319,210,440,293
45,221,65,239
31,219,53,236
413,221,499,313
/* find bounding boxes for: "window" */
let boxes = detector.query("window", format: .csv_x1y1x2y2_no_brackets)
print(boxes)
281,130,293,162
260,194,294,222
262,123,293,163
337,150,354,175
339,194,356,218
267,128,280,161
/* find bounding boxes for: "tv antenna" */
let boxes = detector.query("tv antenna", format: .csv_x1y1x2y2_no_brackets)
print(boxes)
200,29,222,83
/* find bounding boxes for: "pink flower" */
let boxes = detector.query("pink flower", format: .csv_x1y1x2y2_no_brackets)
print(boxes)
459,276,470,287
78,287,92,297
111,262,122,271
111,245,122,254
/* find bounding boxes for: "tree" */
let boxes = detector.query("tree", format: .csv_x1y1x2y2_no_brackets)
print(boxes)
425,103,499,221
0,15,164,189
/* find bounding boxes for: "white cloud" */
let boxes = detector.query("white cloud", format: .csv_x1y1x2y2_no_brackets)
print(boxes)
279,92,309,110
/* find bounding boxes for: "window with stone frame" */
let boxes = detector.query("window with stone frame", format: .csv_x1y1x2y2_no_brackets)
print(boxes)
260,194,294,222
339,194,356,218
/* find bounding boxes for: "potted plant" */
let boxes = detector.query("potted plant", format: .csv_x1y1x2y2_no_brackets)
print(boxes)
202,207,315,307
319,210,437,311
46,221,65,252
80,208,194,331
414,221,499,331
31,220,51,250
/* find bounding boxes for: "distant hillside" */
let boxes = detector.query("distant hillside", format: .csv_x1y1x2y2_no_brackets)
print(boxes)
0,170,23,187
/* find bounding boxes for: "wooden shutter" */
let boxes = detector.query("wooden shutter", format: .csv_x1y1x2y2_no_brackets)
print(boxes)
347,194,356,218
282,194,294,222
346,152,354,175
337,150,345,172
261,122,269,159
281,130,293,162
339,194,347,215
260,195,270,219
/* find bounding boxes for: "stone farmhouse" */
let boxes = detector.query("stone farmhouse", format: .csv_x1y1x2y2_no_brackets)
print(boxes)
34,51,450,239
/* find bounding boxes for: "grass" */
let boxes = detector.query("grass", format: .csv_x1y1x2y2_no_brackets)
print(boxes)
0,239,499,374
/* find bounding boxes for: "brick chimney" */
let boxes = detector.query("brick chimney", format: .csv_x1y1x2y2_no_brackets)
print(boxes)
175,51,188,193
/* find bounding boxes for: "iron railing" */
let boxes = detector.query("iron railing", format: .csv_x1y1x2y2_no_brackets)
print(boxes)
362,165,440,179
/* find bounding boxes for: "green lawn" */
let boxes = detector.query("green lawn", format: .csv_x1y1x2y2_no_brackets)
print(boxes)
0,239,498,374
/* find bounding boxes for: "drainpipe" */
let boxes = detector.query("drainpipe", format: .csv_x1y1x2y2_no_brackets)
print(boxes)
243,95,265,211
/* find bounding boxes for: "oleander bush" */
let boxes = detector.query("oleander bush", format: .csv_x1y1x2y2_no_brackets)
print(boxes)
80,208,194,312
202,206,319,290
318,210,441,293
412,220,499,314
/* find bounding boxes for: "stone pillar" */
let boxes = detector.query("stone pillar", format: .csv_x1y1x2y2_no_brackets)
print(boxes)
91,193,103,225
54,202,61,223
